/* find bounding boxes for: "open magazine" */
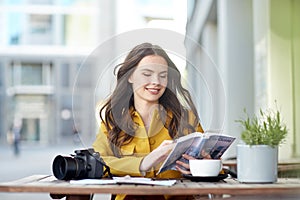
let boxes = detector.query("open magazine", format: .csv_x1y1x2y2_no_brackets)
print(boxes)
157,132,235,174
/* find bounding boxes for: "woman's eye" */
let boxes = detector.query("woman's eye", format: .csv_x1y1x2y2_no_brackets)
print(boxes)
143,73,151,77
160,74,167,78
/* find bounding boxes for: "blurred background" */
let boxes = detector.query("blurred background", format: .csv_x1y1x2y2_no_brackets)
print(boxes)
0,0,299,199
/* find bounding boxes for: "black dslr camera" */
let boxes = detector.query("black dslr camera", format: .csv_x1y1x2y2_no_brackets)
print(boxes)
52,148,111,180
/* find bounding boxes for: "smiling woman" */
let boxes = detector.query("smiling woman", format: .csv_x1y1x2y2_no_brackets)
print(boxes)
92,42,204,200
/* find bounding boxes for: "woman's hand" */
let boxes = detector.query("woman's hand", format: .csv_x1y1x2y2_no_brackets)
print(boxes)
140,140,175,172
175,154,196,175
175,153,219,175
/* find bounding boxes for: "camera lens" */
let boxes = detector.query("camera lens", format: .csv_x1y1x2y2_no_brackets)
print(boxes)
52,155,78,180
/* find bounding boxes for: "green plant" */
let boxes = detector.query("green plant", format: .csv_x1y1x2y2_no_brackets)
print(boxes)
236,108,288,147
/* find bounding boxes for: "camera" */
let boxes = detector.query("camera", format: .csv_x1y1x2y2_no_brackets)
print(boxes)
52,148,110,180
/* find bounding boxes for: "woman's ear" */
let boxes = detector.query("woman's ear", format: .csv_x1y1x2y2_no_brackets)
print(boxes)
128,75,133,83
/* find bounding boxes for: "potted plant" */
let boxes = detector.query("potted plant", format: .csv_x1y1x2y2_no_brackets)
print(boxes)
236,107,288,183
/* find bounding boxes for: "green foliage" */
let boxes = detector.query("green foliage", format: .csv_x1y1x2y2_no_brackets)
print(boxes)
236,108,288,147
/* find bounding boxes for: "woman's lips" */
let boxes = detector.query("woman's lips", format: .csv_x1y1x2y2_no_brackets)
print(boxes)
146,88,160,95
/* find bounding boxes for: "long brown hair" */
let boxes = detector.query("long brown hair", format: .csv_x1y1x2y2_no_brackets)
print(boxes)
100,43,200,156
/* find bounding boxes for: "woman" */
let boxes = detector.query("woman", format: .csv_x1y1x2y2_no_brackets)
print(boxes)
93,43,204,200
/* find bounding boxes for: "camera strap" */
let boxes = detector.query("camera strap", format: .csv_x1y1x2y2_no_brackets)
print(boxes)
102,162,113,179
90,149,113,178
96,156,113,178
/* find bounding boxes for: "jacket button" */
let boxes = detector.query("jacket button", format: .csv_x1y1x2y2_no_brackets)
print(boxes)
149,138,156,145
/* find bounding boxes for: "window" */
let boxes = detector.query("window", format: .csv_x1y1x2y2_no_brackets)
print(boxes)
8,12,22,45
11,62,52,86
21,63,43,85
63,14,93,46
28,14,53,45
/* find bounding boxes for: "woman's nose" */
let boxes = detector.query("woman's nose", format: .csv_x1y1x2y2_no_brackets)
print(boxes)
151,75,160,85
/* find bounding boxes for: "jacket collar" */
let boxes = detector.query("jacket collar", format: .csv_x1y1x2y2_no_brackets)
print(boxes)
131,107,167,137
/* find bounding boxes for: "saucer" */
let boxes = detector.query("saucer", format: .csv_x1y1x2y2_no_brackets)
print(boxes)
183,173,228,182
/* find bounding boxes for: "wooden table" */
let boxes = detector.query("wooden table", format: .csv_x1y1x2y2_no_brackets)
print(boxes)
0,175,300,200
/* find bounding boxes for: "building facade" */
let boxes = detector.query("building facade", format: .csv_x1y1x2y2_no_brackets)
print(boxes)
185,0,300,160
0,0,186,146
0,0,105,145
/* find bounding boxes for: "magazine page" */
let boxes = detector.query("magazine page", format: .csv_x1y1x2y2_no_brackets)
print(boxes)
199,134,235,159
157,132,204,174
157,132,235,174
175,137,208,169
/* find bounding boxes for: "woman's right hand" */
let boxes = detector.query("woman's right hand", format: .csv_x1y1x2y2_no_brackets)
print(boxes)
175,153,215,175
139,140,175,172
175,154,196,175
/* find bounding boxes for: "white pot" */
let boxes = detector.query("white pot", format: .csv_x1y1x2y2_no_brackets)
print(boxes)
237,144,278,183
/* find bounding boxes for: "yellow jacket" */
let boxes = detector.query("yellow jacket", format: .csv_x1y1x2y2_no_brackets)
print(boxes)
92,109,203,199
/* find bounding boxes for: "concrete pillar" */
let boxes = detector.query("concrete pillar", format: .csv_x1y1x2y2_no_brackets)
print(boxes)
218,0,255,156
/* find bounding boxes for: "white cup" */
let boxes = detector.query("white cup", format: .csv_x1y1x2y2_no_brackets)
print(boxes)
189,159,222,177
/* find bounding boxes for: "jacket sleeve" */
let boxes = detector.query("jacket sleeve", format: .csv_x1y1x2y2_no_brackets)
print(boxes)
92,122,145,177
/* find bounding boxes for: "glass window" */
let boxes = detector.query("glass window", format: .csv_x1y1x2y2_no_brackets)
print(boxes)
63,14,93,46
8,12,22,45
21,63,43,85
30,15,52,34
11,62,53,86
28,14,53,45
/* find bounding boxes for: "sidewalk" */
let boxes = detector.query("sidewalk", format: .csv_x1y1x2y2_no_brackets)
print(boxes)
0,142,110,200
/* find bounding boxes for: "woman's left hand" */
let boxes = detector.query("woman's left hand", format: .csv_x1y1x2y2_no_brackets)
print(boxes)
175,154,196,175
